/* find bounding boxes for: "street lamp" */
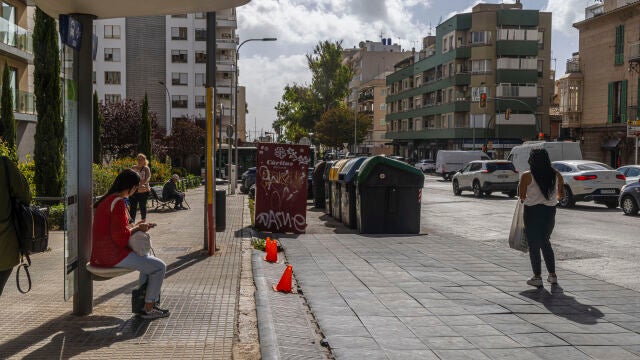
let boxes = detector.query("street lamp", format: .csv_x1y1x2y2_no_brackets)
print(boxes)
158,81,173,135
234,37,277,173
215,103,224,177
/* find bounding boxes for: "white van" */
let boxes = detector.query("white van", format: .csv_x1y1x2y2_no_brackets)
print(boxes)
435,150,490,180
507,141,582,172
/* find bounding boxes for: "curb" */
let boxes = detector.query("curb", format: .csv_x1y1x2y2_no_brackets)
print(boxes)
252,249,280,360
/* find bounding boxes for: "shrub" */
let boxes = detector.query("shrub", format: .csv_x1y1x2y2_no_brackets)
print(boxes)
48,204,65,230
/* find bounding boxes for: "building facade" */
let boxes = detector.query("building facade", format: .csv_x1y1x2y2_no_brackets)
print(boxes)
357,73,393,155
1,1,36,160
93,9,245,144
560,0,640,167
343,40,411,154
385,1,552,161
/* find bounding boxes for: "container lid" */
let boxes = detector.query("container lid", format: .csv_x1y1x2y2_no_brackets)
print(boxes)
356,155,424,183
329,159,350,181
338,157,367,183
322,161,334,180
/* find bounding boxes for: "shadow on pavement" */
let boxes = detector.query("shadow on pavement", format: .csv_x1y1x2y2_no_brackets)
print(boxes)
519,284,604,325
0,315,149,359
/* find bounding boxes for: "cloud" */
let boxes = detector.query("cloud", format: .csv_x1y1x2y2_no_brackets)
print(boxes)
543,0,584,35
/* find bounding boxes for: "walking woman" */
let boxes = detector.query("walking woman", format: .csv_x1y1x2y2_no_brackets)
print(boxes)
129,153,151,224
91,169,169,319
518,149,565,287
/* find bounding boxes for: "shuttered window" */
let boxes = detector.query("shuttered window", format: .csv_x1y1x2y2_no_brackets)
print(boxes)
608,81,627,124
621,79,628,123
615,25,625,65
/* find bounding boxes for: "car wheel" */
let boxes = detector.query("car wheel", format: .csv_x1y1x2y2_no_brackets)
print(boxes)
473,181,483,198
452,180,461,196
558,185,575,208
621,196,639,215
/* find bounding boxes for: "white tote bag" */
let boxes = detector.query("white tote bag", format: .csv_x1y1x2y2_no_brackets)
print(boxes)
129,231,152,256
508,201,528,253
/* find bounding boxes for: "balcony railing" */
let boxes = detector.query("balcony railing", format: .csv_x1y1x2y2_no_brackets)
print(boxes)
0,17,33,54
629,42,640,63
566,58,581,73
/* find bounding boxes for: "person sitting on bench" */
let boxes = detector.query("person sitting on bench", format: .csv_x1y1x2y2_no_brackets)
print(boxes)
162,174,186,210
91,169,170,320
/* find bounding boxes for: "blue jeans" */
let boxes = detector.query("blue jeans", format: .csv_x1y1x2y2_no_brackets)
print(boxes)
116,252,166,303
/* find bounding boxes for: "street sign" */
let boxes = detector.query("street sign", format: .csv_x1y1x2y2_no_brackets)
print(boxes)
226,125,234,138
628,119,640,138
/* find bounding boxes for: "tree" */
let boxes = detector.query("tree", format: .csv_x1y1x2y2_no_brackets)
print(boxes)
100,98,164,161
273,40,353,142
314,106,371,149
138,93,152,160
93,91,103,164
164,117,205,166
0,61,15,149
33,8,63,199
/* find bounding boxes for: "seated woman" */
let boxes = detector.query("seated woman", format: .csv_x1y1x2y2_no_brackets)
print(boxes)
91,169,170,320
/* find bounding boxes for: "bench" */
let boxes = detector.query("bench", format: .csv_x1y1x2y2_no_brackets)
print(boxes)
149,186,178,211
86,263,134,281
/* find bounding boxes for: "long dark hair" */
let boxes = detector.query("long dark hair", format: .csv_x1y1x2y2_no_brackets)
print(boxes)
528,149,556,200
94,169,140,208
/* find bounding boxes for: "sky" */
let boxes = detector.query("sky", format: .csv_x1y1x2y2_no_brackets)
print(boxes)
236,0,592,139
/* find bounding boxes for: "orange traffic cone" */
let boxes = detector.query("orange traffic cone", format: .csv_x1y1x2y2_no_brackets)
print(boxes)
264,238,278,263
273,265,293,293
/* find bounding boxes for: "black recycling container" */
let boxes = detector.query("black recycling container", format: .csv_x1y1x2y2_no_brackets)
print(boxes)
355,156,424,234
338,157,367,229
312,161,328,208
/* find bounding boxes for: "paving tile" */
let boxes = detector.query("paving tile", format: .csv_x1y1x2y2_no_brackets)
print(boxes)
384,349,439,360
450,325,503,337
434,349,492,360
421,336,476,350
465,335,522,349
509,332,569,347
558,332,640,346
479,348,543,360
577,346,640,360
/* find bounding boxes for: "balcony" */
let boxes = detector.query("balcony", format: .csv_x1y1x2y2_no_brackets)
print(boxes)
562,113,582,129
216,19,237,28
496,84,536,98
566,58,581,73
217,38,237,50
0,17,33,60
16,90,35,114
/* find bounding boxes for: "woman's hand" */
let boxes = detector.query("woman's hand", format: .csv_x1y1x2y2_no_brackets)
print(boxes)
136,223,153,232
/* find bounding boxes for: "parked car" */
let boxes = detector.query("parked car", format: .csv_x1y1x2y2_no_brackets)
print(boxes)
240,167,256,194
415,159,436,173
452,160,519,198
389,155,406,163
616,165,640,185
436,150,490,180
619,181,640,215
552,160,626,208
508,141,582,173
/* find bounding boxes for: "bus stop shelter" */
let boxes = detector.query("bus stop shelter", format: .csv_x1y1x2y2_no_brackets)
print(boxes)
33,0,250,316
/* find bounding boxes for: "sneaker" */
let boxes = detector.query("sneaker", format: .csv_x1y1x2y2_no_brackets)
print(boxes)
153,304,170,314
139,308,170,320
526,276,543,287
547,274,558,284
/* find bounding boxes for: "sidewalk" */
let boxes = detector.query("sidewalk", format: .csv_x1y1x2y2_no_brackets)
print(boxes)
0,186,245,359
272,206,640,360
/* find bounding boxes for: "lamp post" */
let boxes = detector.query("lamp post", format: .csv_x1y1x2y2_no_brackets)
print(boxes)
234,37,277,181
215,103,223,178
158,81,172,134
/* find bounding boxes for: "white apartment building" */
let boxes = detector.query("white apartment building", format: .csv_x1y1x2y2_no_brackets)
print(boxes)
93,9,243,141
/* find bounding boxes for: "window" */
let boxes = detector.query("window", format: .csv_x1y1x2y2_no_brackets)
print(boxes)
92,71,96,84
379,118,386,126
195,73,205,87
537,59,544,77
172,95,188,108
195,28,207,41
380,104,387,111
615,24,624,65
104,48,121,62
195,12,206,19
171,49,188,63
105,94,121,103
538,30,544,49
171,14,187,18
104,71,121,85
380,88,387,96
104,25,121,39
471,59,491,74
171,27,188,40
195,96,206,108
470,31,490,45
552,163,572,173
195,51,207,63
608,80,627,124
470,163,482,172
172,72,188,86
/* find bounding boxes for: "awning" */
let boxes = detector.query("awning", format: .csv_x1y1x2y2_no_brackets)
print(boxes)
601,138,620,150
33,0,250,19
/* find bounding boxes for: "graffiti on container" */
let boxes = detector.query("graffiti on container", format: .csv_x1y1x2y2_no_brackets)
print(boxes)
255,210,306,233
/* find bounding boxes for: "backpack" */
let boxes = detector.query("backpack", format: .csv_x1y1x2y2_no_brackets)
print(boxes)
2,157,49,293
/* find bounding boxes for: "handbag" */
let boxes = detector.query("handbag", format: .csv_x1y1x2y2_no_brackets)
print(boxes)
3,157,49,294
129,231,152,256
508,200,528,253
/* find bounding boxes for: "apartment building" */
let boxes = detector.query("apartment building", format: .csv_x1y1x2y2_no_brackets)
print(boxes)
385,1,552,161
343,40,411,154
558,0,640,167
1,1,36,160
93,9,245,144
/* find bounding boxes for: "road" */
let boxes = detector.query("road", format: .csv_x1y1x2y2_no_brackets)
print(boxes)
421,174,640,292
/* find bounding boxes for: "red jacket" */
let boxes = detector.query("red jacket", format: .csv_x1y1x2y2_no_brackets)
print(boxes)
90,194,132,267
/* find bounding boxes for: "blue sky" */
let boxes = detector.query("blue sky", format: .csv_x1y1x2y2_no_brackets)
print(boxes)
236,0,590,138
